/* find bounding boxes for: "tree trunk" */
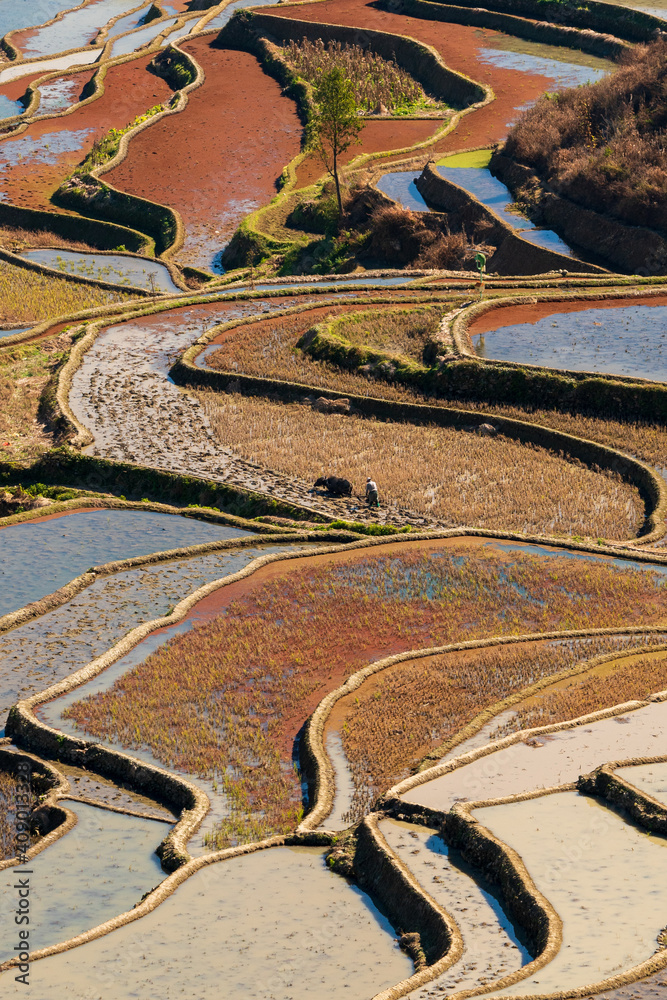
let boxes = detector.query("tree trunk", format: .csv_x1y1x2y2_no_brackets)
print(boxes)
333,149,343,217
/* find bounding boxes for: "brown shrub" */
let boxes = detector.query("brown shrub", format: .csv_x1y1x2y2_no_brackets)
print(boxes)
505,39,667,231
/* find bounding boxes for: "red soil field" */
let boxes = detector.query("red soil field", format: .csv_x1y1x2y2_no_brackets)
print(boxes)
469,295,667,335
271,0,567,177
0,53,171,211
106,38,304,269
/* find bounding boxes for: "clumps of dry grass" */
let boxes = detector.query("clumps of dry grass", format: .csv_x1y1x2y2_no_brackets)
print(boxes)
0,260,132,325
0,226,95,254
284,39,439,114
0,333,71,462
200,390,642,539
338,634,667,822
0,771,38,861
329,305,446,363
458,400,667,473
505,38,667,231
491,649,667,738
64,545,667,847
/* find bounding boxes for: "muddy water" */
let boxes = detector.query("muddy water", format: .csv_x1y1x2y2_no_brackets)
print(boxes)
57,760,176,819
471,302,667,382
33,73,92,115
379,819,531,999
616,760,667,808
1,845,413,998
476,792,667,996
0,799,166,957
403,697,667,812
0,542,306,723
21,248,181,292
13,0,142,58
0,507,252,617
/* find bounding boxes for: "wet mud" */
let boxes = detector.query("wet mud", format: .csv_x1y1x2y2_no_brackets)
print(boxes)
106,40,303,271
0,53,171,210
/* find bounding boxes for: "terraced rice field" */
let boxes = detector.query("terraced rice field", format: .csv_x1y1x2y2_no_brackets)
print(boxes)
3,0,667,996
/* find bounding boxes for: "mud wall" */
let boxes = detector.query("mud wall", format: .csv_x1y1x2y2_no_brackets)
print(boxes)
0,448,329,523
420,0,665,42
53,176,178,257
355,814,455,964
399,0,628,58
491,151,667,276
445,804,557,958
0,201,152,254
578,760,667,835
416,162,604,275
172,346,667,541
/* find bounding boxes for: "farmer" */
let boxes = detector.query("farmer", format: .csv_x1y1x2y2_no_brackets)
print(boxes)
365,477,379,508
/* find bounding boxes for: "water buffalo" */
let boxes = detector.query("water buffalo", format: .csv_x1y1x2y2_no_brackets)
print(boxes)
313,476,353,497
29,806,58,837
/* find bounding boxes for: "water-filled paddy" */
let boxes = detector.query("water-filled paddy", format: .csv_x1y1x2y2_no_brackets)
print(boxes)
476,792,667,996
0,50,101,87
470,301,667,381
21,248,181,292
108,16,178,57
381,819,531,998
12,0,142,58
0,508,252,617
0,0,88,42
376,171,430,212
1,845,414,997
402,695,667,812
0,95,23,120
476,32,611,89
616,760,667,808
0,799,166,957
436,152,576,257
